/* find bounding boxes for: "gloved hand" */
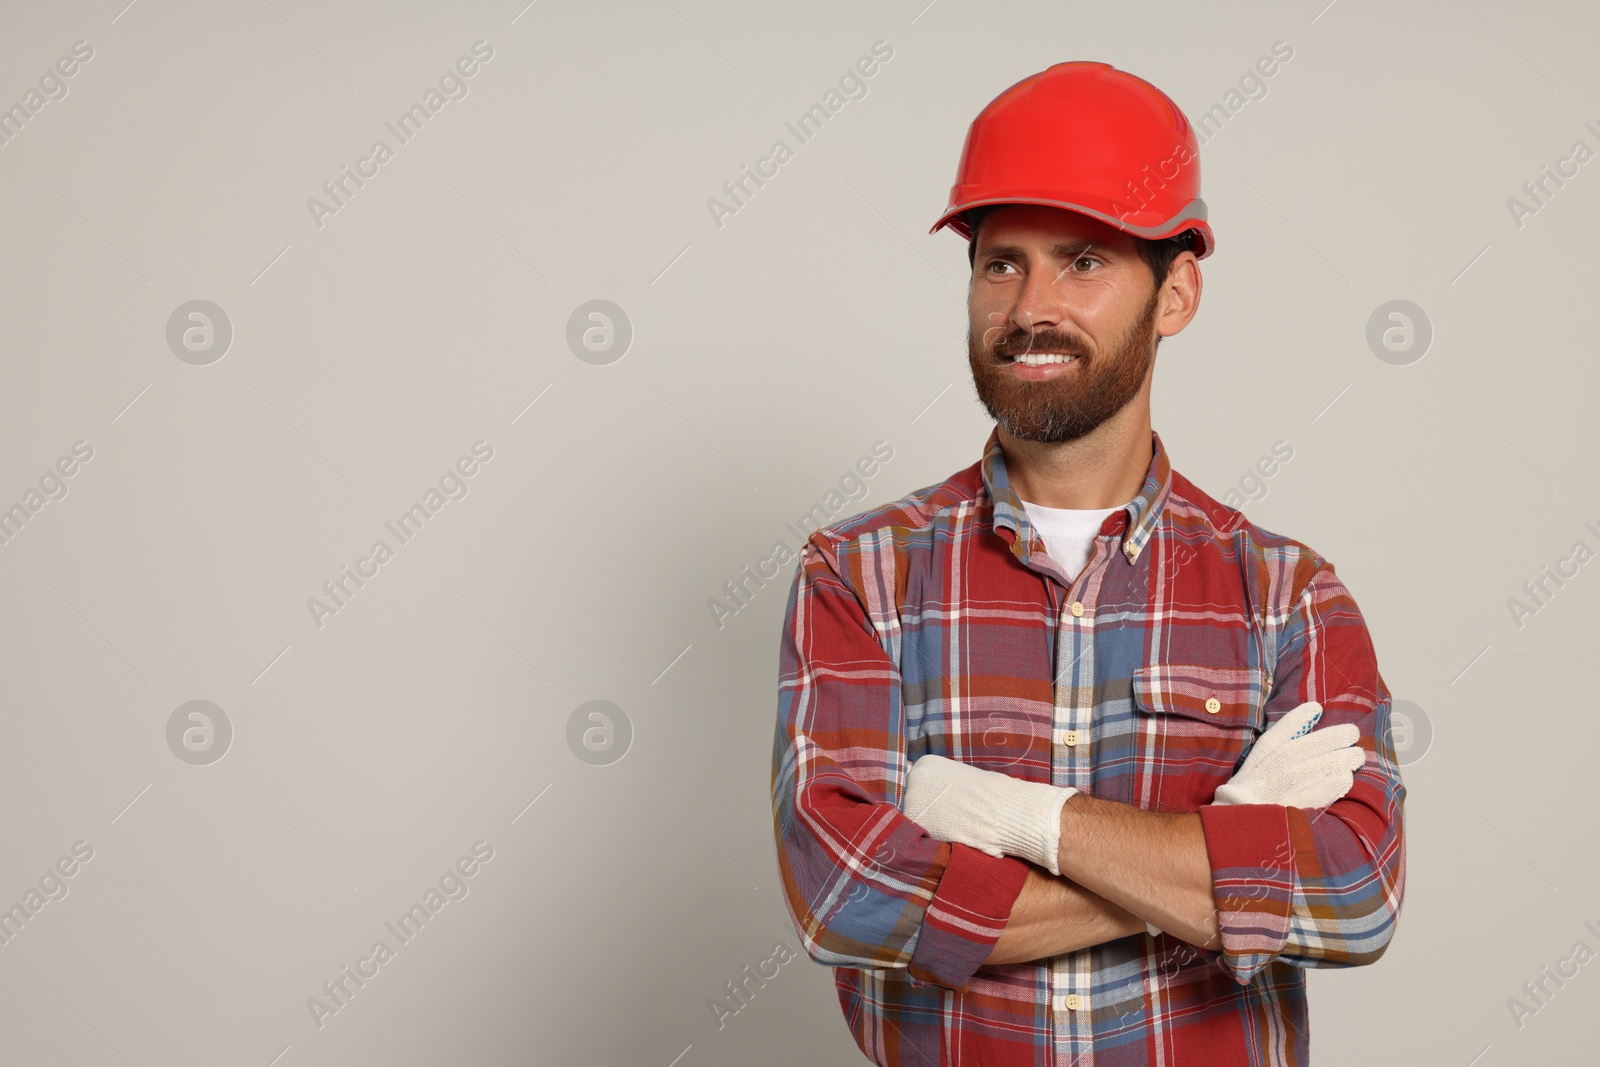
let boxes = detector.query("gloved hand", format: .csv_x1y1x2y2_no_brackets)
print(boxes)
901,755,1077,876
1212,700,1367,807
1143,701,1367,939
900,701,1368,940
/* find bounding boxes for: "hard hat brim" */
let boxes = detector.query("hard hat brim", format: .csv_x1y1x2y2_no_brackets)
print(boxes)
931,195,1213,259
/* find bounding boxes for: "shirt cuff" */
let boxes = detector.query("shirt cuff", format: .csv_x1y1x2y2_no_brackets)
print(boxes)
1197,802,1295,986
906,842,1030,991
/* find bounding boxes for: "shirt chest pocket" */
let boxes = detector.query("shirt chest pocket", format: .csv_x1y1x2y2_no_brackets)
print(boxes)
1130,663,1269,812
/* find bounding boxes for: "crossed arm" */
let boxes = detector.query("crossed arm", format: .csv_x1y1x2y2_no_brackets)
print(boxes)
902,700,1363,966
986,800,1218,965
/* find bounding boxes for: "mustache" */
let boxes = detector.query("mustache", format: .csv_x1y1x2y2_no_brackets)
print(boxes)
990,328,1090,359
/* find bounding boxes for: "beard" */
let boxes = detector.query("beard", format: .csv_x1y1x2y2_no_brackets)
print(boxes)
967,284,1161,443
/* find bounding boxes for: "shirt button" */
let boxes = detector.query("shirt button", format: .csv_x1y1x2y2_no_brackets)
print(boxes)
1065,994,1081,1011
1070,601,1084,617
1205,697,1222,714
1063,730,1079,747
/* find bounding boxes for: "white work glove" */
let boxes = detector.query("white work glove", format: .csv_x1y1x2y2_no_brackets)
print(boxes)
1128,703,1364,942
900,702,1367,939
901,756,1077,876
1212,700,1367,808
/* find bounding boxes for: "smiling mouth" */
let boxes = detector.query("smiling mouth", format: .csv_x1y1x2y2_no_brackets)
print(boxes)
999,351,1081,366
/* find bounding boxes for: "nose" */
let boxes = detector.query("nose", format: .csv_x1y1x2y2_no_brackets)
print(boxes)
1010,261,1067,336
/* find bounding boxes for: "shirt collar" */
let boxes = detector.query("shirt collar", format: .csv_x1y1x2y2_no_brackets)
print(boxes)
981,426,1172,570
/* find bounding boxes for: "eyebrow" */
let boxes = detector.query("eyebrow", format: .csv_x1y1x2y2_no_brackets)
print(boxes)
977,241,1103,261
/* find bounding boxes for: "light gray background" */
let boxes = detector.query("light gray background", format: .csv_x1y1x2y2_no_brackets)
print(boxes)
1,0,1595,1064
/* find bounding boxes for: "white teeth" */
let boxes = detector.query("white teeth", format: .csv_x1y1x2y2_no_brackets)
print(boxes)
1013,353,1079,366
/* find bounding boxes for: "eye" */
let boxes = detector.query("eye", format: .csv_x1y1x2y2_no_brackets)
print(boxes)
985,259,1019,276
1067,253,1101,272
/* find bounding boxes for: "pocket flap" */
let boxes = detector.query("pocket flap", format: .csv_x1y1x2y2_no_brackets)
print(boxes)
1132,663,1268,729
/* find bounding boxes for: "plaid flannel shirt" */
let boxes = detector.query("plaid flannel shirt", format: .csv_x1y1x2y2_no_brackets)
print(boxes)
769,427,1406,1066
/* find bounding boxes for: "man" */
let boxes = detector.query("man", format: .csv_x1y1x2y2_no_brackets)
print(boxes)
769,61,1405,1066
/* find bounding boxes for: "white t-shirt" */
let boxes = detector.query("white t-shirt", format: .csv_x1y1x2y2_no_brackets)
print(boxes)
1020,499,1127,582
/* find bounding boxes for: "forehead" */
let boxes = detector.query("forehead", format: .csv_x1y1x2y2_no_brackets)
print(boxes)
976,204,1135,254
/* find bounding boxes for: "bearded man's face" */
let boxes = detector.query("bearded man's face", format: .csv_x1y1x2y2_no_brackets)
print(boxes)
966,205,1166,443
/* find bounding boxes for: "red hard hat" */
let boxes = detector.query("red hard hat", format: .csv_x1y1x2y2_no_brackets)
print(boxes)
931,61,1214,259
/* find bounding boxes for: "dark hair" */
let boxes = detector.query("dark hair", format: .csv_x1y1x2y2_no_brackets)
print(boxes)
964,206,1193,287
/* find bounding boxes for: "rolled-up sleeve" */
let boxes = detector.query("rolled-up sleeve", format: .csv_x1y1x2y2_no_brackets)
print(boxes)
1198,561,1407,985
771,538,1030,992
